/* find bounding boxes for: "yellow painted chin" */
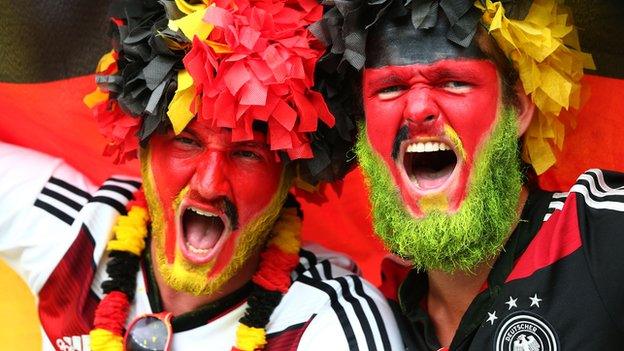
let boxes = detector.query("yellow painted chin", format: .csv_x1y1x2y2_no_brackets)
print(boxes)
418,193,449,214
140,147,292,296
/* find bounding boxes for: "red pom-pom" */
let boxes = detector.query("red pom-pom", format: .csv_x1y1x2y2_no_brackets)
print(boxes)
92,101,140,164
179,0,334,159
93,291,130,335
252,246,299,292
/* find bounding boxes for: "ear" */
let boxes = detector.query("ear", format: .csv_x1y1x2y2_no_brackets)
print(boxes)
514,82,536,136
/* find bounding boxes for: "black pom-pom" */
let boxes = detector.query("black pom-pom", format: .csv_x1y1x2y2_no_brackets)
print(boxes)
239,285,283,328
101,251,141,300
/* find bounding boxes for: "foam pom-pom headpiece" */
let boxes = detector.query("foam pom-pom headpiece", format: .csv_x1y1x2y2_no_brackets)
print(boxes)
86,0,355,183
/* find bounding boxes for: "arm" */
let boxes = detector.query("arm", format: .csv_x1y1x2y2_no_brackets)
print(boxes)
0,142,95,293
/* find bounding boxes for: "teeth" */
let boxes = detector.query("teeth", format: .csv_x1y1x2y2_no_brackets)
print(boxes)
189,207,218,217
406,141,451,153
186,242,210,254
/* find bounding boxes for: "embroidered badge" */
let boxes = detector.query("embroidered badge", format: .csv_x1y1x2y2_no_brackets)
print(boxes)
493,311,560,351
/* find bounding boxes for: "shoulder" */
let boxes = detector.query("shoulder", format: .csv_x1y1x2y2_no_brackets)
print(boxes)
266,243,403,351
0,142,95,217
0,143,142,293
567,169,624,216
555,169,624,331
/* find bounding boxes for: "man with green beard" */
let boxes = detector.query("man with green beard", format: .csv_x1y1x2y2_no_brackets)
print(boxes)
312,0,624,349
0,0,405,350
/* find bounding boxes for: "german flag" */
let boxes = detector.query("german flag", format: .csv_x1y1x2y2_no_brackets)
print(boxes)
0,2,623,348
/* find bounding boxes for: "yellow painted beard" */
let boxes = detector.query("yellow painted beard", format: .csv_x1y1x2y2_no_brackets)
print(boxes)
140,149,292,296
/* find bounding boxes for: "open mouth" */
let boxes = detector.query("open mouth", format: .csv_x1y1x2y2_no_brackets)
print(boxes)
402,140,458,191
180,207,229,262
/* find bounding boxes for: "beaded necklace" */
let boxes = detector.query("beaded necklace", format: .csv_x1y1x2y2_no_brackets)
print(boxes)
89,191,301,351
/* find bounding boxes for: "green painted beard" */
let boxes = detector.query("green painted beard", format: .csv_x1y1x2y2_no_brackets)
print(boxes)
356,108,523,272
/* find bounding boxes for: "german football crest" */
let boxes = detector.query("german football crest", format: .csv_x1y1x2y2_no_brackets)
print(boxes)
493,311,560,351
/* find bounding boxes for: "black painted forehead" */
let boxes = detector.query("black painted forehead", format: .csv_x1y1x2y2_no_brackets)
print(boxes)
365,13,486,68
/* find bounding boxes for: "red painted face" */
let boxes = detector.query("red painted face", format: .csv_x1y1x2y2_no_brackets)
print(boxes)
146,118,285,277
362,59,501,216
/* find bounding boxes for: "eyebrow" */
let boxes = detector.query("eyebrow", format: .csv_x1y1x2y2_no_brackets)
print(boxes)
367,74,405,88
234,140,269,149
423,65,482,82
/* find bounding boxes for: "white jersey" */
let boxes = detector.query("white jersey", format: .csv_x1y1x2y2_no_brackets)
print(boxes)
0,142,403,351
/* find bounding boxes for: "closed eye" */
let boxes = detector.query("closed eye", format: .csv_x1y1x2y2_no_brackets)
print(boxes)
441,81,472,93
232,150,261,160
377,85,406,100
174,135,201,149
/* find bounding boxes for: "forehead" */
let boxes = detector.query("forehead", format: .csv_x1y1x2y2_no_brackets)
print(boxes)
365,14,486,68
364,58,498,84
182,118,269,145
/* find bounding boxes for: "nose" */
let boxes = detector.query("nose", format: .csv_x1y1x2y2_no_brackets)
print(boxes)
403,88,439,126
189,151,232,200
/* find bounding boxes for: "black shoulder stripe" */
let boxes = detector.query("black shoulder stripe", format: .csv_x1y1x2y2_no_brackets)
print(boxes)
294,263,307,277
299,249,318,266
90,196,127,215
34,199,74,225
351,275,392,350
335,276,377,351
299,249,322,280
48,177,91,200
297,275,359,351
321,259,334,280
99,184,134,200
41,187,83,211
108,177,142,188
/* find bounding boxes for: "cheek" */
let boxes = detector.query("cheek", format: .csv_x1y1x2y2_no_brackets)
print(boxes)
149,144,195,208
440,82,501,158
363,97,405,164
230,162,285,224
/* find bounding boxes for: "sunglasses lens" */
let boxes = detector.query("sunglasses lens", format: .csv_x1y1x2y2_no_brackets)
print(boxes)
125,316,170,351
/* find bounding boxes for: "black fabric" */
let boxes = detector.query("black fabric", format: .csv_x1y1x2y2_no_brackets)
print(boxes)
396,189,552,350
2,1,623,83
239,285,283,328
284,193,304,219
394,171,624,350
574,170,624,332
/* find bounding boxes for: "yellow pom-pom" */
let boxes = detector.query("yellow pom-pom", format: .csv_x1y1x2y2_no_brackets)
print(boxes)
107,206,149,255
236,324,266,351
269,208,301,254
168,70,198,135
475,0,594,174
89,328,123,351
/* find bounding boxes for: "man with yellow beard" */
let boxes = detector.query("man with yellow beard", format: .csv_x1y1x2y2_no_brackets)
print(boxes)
0,0,402,350
312,0,623,350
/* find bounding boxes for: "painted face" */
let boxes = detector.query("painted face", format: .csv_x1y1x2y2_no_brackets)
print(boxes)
362,14,502,217
141,119,288,295
363,59,501,216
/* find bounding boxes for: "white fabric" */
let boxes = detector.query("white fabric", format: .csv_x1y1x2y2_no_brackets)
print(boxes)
0,142,403,351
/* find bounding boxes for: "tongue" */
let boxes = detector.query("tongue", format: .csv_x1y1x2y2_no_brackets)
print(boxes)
413,164,455,190
185,214,223,250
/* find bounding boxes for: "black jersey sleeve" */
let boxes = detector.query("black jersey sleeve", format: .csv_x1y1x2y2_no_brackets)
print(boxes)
573,169,624,332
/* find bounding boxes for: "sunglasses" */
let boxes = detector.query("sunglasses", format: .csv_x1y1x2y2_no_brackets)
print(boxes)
124,312,173,351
